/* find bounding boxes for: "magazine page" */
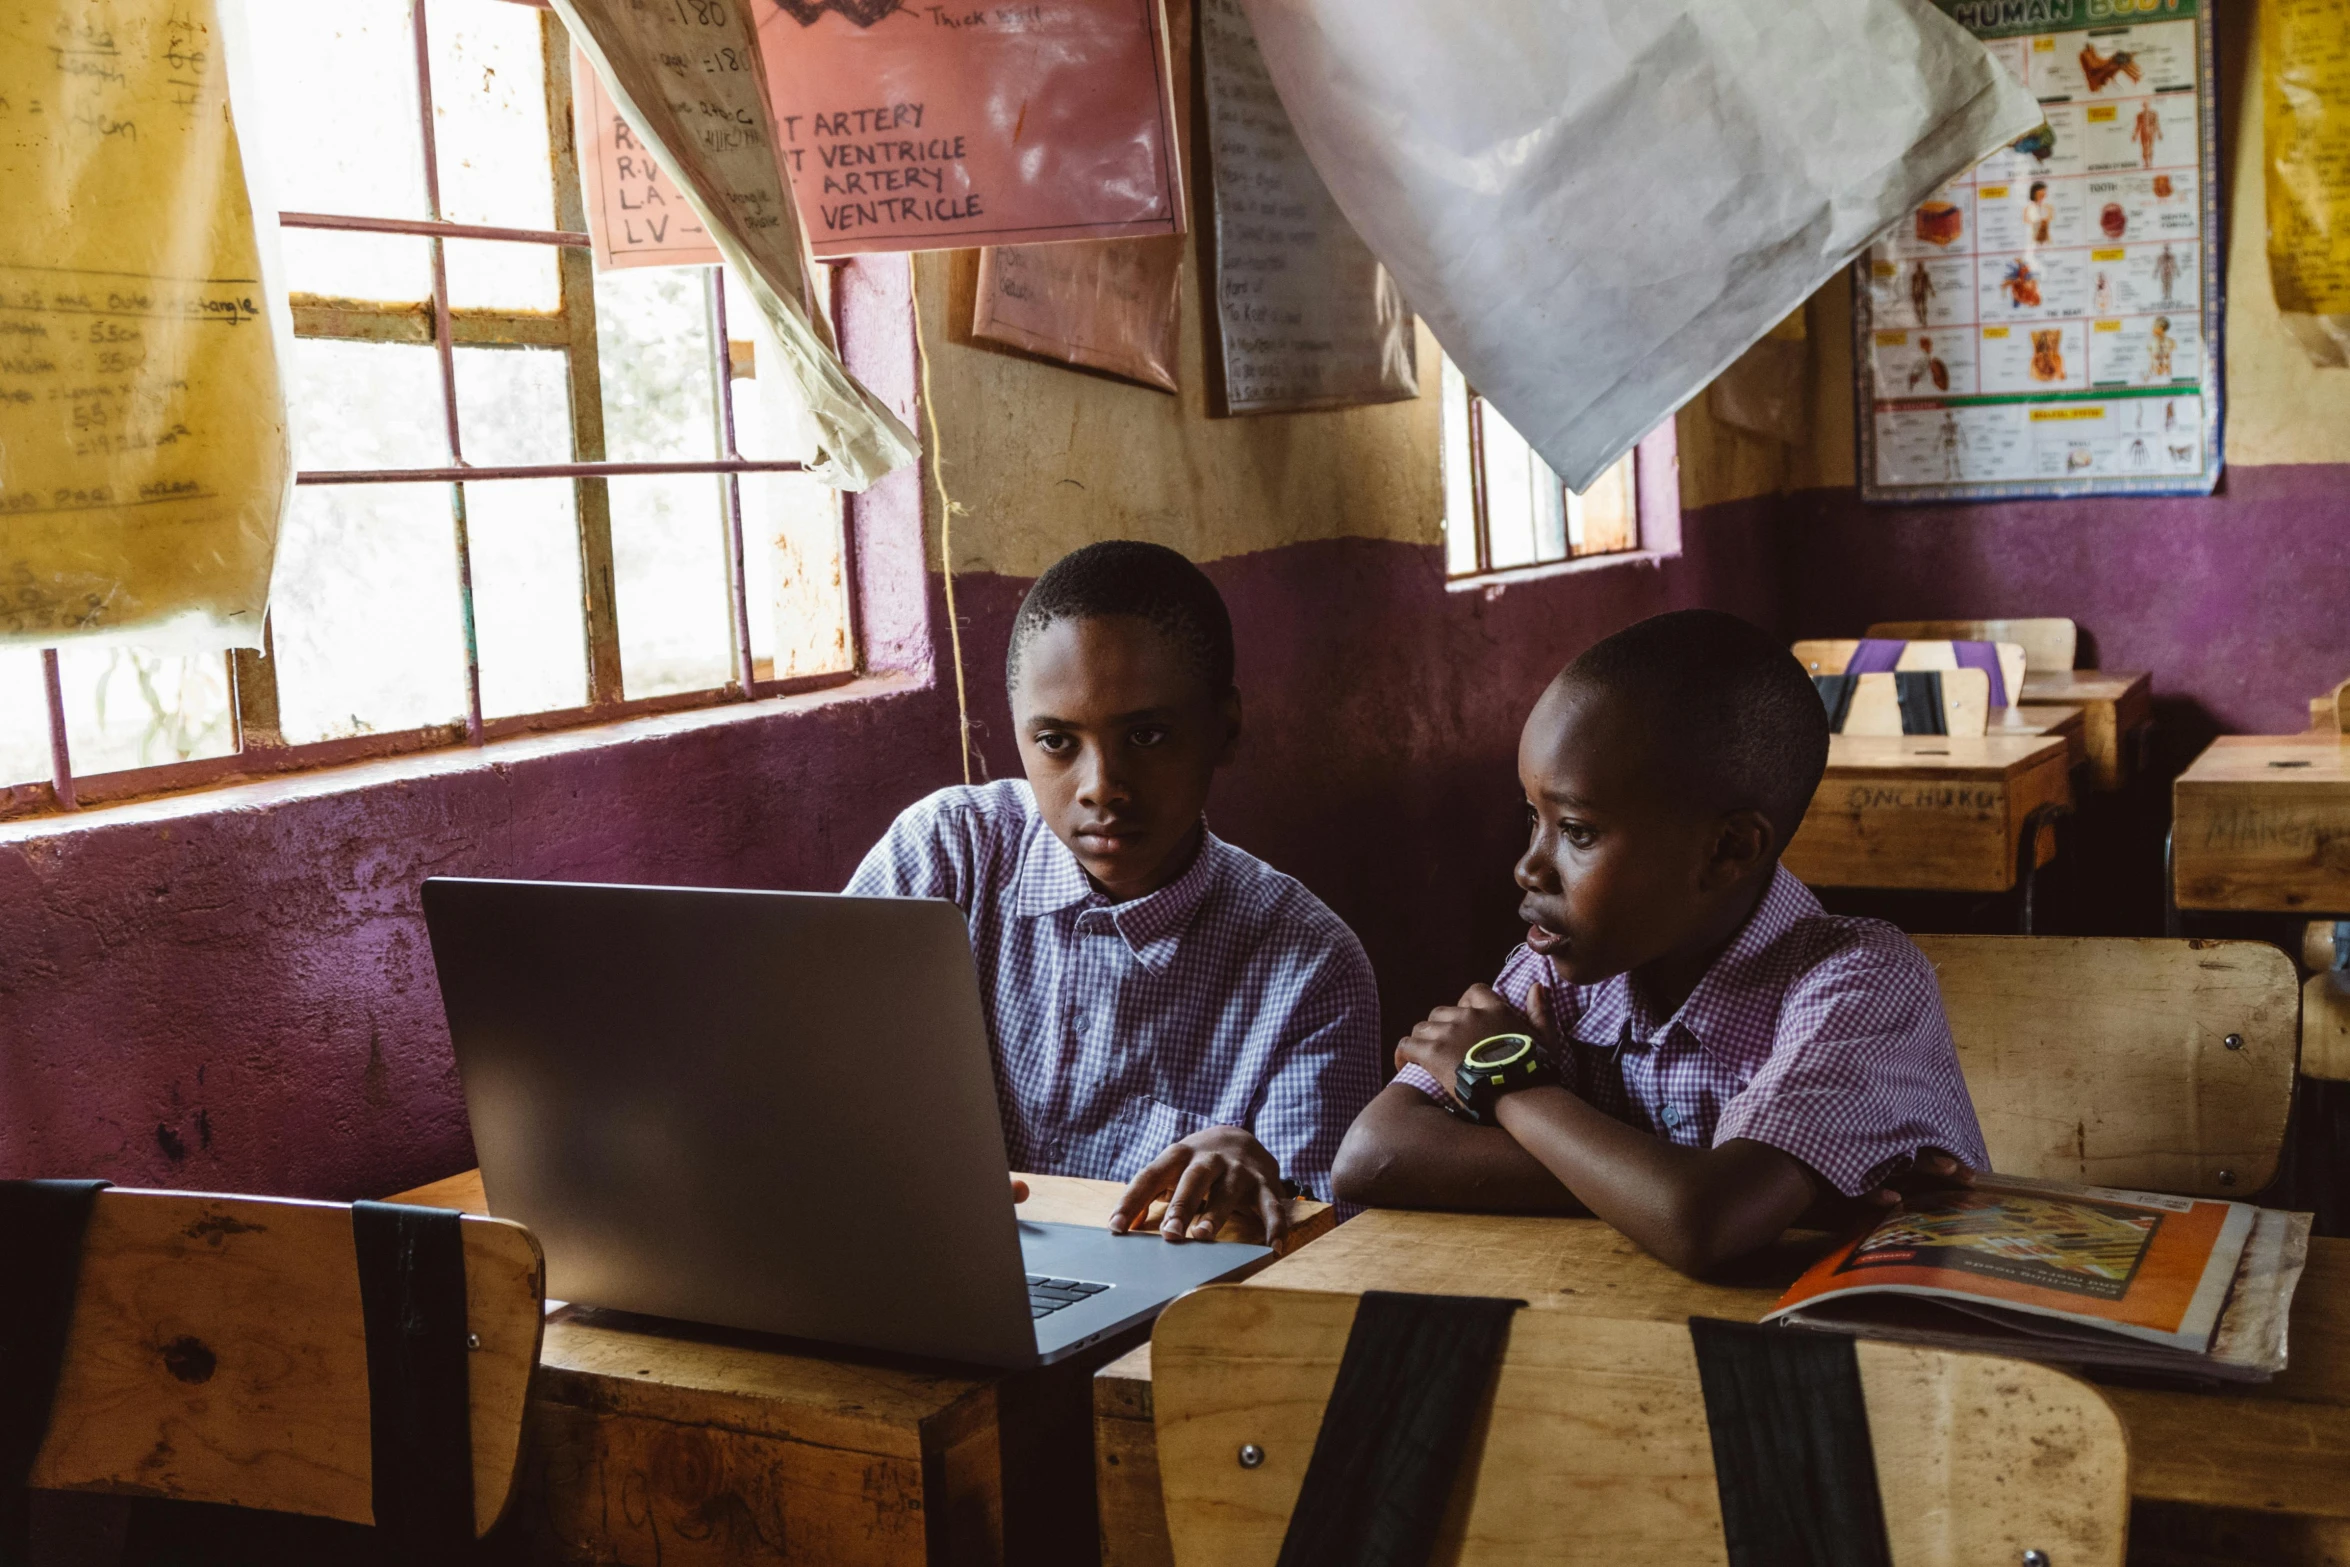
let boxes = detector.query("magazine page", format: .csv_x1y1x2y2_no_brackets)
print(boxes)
1765,1176,2253,1353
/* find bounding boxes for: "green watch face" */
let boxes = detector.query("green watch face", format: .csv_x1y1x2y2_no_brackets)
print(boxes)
1464,1033,1535,1071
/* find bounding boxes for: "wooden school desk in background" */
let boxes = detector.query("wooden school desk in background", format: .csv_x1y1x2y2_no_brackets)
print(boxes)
1094,1212,2350,1567
1864,617,2155,792
1779,733,2073,923
2171,734,2350,918
390,1169,1331,1567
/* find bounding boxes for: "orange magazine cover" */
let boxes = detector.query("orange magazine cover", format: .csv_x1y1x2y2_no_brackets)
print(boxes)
1767,1176,2254,1353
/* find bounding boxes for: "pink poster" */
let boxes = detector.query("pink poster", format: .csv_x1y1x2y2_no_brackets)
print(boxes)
754,0,1184,258
574,49,723,270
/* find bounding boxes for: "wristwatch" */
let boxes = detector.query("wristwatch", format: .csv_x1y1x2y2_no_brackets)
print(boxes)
1449,1033,1557,1125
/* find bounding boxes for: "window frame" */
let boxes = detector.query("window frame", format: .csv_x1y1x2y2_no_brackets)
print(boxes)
1443,370,1681,585
7,0,855,822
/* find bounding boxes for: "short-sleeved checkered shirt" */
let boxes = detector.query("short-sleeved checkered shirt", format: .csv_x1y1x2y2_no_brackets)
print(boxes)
1396,865,1985,1196
845,780,1382,1202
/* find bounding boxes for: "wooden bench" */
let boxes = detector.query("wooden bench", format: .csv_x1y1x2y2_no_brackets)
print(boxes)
392,1168,1330,1567
1857,620,2150,791
1151,1285,2129,1566
2172,734,2350,915
21,1188,542,1536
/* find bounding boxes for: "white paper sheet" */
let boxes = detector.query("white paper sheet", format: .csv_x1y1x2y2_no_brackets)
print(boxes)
1237,0,2041,490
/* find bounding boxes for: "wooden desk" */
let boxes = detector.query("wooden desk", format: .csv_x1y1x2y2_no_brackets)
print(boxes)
1094,1211,2350,1567
390,1169,1331,1566
1991,701,2087,771
2018,669,2153,792
1783,733,2071,894
2172,735,2350,914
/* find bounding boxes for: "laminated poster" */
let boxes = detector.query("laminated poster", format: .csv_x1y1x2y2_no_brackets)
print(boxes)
574,48,722,270
753,0,1184,259
2263,0,2350,366
0,0,292,651
1199,0,1415,416
1856,0,2223,502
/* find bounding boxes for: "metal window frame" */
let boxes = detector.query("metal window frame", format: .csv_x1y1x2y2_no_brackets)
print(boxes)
15,0,855,822
1452,380,1650,582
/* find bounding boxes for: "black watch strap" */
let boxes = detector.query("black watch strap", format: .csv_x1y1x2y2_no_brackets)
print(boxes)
1451,1032,1556,1125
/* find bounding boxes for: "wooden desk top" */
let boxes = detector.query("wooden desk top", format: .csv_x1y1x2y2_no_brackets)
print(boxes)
1098,1210,2350,1518
2019,669,2152,707
388,1167,1335,1256
1823,733,2071,774
2176,733,2350,786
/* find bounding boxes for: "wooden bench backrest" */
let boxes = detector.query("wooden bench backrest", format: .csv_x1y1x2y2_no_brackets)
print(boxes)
1153,1286,2128,1567
27,1189,543,1536
1793,638,2028,712
1819,667,1990,737
2310,675,2350,734
1913,936,2299,1195
1867,617,2078,673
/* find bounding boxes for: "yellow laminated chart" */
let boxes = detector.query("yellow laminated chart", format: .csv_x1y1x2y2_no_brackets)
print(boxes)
0,0,288,649
2265,0,2350,364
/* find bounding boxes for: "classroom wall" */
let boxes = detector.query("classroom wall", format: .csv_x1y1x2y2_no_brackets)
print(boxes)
0,250,1779,1198
1774,0,2350,742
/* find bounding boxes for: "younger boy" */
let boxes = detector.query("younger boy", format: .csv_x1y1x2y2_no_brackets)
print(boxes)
847,540,1381,1241
1332,609,1984,1275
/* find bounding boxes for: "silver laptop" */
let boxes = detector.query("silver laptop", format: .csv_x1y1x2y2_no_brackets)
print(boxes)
421,876,1271,1366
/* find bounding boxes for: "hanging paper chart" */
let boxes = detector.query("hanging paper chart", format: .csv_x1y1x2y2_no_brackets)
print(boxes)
1855,0,2221,502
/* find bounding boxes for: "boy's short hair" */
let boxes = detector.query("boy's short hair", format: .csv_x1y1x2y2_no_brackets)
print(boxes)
1006,540,1236,696
1561,609,1828,843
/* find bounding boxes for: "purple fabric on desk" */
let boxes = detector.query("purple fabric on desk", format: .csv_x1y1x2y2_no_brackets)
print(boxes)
1844,638,2007,708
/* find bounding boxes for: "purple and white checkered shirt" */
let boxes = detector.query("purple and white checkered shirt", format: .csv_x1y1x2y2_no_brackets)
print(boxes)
845,780,1382,1201
1396,865,1985,1196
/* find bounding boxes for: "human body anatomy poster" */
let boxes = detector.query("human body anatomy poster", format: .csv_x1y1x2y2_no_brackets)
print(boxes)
1856,0,2222,501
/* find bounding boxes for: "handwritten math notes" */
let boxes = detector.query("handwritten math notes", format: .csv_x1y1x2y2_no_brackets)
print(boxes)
755,0,1183,258
0,0,290,650
1198,0,1414,416
574,48,721,270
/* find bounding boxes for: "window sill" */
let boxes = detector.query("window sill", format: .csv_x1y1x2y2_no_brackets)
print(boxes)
0,668,927,846
1445,548,1681,594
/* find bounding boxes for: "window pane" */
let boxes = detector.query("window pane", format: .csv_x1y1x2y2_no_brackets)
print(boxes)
0,648,52,786
1570,454,1639,557
246,0,429,219
1479,399,1542,571
288,340,449,471
722,265,825,464
597,268,718,462
272,485,468,742
454,346,572,465
445,237,561,312
56,648,235,776
742,471,851,681
284,229,432,304
609,475,731,698
1440,358,1477,576
469,479,587,718
426,0,556,231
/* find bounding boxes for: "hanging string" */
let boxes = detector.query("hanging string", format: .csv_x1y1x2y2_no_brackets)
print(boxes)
911,295,977,785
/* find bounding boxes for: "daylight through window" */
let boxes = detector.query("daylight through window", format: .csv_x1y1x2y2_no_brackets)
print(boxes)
1441,356,1646,579
0,0,854,818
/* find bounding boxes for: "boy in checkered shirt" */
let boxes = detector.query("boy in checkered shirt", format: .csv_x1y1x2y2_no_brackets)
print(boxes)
1333,610,1985,1275
847,542,1381,1244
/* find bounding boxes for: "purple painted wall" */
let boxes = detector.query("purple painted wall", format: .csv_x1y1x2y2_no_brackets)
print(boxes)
0,500,1775,1199
1777,464,2350,744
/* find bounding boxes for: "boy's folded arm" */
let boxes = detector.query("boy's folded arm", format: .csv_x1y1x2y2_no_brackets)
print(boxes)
1491,1086,1817,1276
1330,1083,1587,1214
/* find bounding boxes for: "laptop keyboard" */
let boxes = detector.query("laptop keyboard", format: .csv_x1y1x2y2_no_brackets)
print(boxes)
1027,1274,1111,1319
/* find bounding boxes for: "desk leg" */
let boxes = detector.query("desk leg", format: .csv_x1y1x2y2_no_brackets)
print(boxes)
2016,803,2072,934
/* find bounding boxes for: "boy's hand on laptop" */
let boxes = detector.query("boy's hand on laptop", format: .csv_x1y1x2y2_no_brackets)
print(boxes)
1395,984,1545,1105
1110,1126,1290,1244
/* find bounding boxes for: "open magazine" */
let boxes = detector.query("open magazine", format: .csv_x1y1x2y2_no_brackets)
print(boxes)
1765,1175,2313,1382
